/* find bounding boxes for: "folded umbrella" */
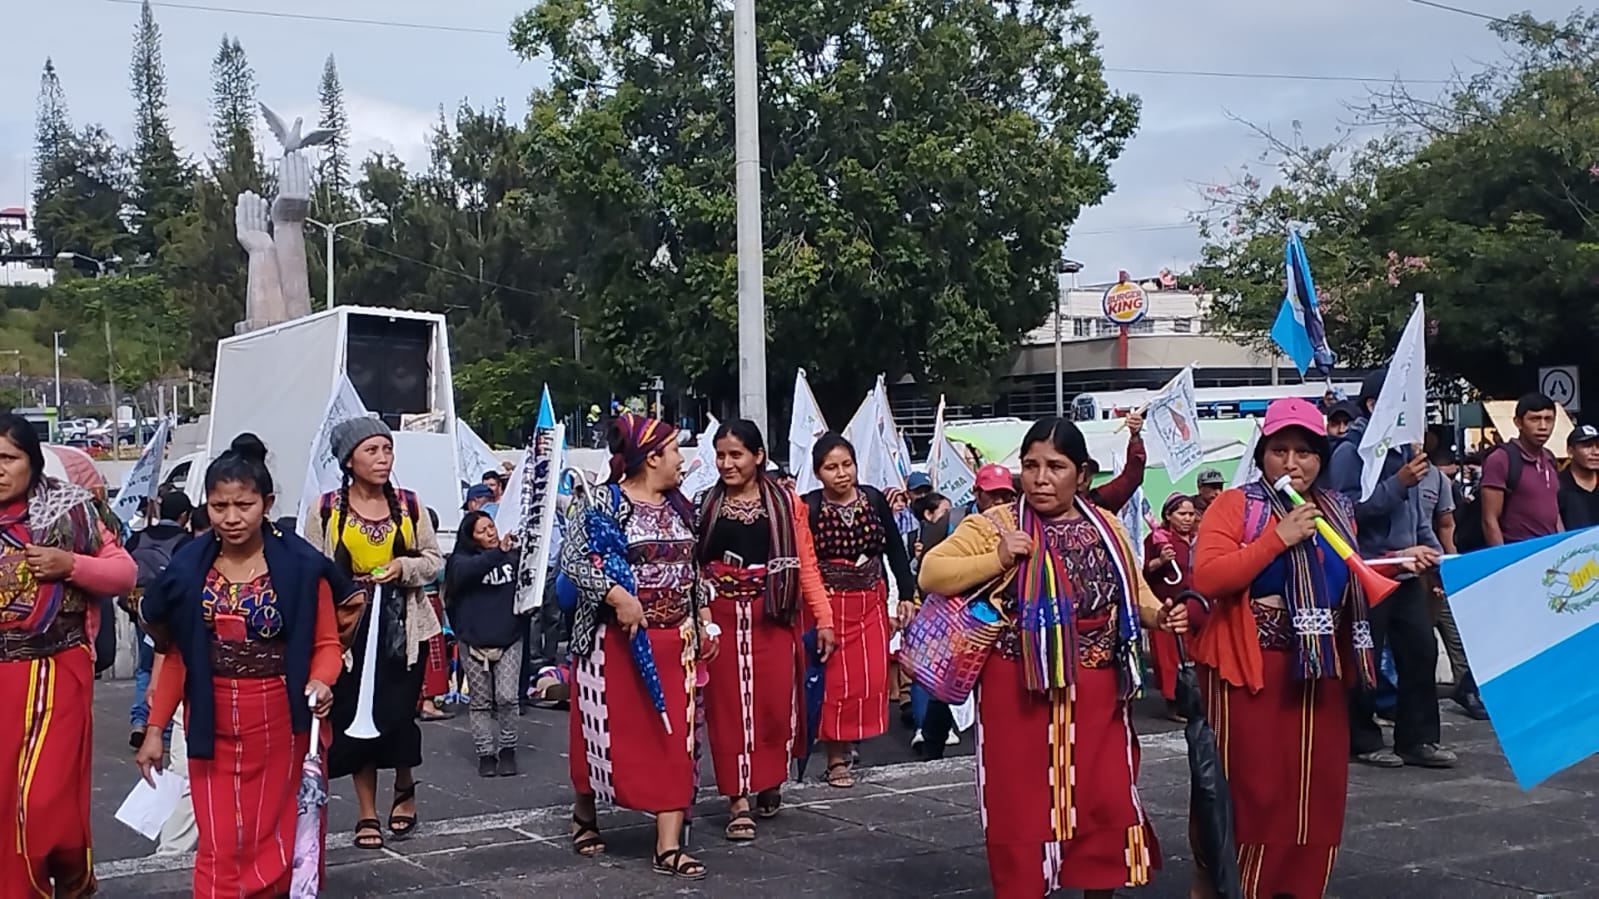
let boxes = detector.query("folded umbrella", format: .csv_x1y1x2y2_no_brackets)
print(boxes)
793,627,826,782
586,506,673,733
289,702,327,898
1173,624,1241,899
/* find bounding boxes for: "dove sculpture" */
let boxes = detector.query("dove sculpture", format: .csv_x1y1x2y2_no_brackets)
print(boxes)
261,103,336,154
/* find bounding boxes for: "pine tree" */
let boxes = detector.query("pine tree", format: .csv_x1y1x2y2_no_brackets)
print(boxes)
316,54,351,207
33,58,75,251
128,0,191,259
209,35,261,191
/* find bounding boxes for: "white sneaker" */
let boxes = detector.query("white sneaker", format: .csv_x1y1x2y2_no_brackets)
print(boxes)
945,729,960,746
911,729,925,749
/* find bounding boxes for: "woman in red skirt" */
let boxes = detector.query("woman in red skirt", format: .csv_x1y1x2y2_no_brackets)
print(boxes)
695,419,833,839
802,433,913,788
138,434,347,898
1142,493,1202,720
0,414,135,896
1188,397,1386,899
559,412,711,880
921,417,1186,899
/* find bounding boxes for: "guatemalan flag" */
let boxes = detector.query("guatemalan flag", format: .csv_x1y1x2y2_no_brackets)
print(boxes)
1440,527,1599,787
1268,230,1336,376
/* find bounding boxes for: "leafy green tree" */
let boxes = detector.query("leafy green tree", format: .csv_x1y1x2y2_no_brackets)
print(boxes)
316,54,352,209
32,59,76,255
1194,12,1599,398
40,274,182,393
509,0,1138,416
128,0,192,260
34,125,133,261
210,36,261,191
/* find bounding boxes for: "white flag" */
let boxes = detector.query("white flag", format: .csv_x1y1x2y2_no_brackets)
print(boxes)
844,376,904,491
928,396,975,508
789,370,829,494
1233,418,1264,487
494,446,528,537
455,421,501,489
1144,365,1205,480
297,375,371,524
1358,295,1427,500
678,416,723,501
111,418,170,524
1110,450,1150,548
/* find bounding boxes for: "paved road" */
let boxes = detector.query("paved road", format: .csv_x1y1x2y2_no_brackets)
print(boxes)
90,681,1599,898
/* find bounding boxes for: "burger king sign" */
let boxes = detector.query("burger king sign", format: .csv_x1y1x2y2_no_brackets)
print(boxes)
1101,275,1148,326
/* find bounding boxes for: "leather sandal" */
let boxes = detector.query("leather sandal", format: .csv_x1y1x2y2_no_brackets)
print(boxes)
724,809,757,841
353,818,384,850
755,788,782,819
825,761,854,788
570,814,606,857
388,781,419,836
653,847,706,880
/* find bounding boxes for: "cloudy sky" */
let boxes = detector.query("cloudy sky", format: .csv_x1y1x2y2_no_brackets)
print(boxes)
1,0,1574,283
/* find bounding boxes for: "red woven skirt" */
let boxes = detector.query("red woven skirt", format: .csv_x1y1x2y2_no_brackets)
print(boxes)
820,582,889,742
1149,629,1180,702
1196,652,1348,899
420,589,449,700
975,652,1160,898
0,646,95,897
568,621,696,812
703,566,798,797
189,676,312,898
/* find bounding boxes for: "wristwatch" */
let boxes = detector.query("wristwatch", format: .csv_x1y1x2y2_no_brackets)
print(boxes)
702,622,723,639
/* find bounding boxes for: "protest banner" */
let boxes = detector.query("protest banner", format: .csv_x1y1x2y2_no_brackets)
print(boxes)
111,418,170,524
1359,295,1427,500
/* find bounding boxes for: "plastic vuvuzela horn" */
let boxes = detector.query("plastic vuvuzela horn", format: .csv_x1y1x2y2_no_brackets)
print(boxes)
1272,475,1400,606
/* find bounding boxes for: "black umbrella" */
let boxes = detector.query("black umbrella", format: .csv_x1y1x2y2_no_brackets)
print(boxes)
1172,622,1242,899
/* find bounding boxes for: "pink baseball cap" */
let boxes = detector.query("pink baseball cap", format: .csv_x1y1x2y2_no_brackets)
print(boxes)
1261,397,1327,438
974,463,1014,493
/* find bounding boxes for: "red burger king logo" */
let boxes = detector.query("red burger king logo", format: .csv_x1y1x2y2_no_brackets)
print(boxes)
1101,272,1148,325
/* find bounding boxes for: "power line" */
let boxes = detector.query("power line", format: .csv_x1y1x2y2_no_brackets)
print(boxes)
101,0,1457,86
338,234,544,298
101,0,505,35
1105,66,1450,85
1407,0,1572,36
1072,222,1196,237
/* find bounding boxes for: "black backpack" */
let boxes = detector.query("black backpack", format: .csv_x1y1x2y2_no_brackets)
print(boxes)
1455,444,1523,552
128,527,191,591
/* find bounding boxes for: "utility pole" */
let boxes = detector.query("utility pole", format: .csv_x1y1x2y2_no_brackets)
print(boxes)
732,0,768,436
53,330,65,413
105,317,120,453
1055,257,1084,417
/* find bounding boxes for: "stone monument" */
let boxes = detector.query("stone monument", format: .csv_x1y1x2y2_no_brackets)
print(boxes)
235,103,335,333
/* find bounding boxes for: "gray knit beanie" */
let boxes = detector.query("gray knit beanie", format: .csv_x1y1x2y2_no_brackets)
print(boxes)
330,416,392,466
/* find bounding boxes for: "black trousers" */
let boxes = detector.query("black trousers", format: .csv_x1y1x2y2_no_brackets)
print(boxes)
1349,577,1440,753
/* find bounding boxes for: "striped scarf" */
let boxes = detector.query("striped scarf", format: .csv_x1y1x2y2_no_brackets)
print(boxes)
695,476,802,624
1015,497,1143,696
1253,481,1377,687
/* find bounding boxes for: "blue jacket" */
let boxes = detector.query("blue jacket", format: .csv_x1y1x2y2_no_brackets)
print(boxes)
1327,416,1436,568
141,525,357,760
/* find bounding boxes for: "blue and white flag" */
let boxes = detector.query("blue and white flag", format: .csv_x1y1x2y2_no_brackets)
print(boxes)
1269,230,1336,376
1440,527,1599,787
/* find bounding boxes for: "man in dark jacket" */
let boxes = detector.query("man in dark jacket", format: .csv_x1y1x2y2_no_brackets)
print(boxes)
1328,370,1453,769
125,492,194,747
1559,425,1599,530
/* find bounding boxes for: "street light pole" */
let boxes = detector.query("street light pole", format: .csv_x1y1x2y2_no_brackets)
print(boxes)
306,216,388,310
53,331,64,413
732,0,768,436
1055,257,1084,418
55,253,122,445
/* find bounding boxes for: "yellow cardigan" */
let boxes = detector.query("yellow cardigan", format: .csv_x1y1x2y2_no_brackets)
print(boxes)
919,505,1164,629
